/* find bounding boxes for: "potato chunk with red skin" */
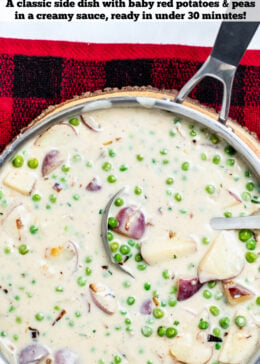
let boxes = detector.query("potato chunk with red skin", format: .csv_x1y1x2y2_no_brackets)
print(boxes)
223,280,255,305
177,277,203,301
42,150,64,177
89,283,117,315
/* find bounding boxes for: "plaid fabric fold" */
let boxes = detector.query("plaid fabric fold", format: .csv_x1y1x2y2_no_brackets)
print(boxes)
0,37,259,152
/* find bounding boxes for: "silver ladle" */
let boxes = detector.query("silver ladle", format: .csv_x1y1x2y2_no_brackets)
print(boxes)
101,187,135,279
210,214,260,230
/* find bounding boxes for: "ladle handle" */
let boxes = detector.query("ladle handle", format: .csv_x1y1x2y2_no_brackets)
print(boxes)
176,21,259,124
212,22,259,67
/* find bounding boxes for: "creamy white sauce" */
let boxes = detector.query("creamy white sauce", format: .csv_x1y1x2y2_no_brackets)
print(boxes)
0,107,259,364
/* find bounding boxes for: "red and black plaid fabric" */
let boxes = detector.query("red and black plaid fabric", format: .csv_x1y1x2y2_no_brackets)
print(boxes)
0,37,259,152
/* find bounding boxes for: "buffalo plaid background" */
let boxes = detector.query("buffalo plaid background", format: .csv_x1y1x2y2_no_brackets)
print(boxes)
0,37,259,152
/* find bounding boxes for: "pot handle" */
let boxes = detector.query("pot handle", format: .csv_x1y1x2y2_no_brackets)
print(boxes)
175,22,259,124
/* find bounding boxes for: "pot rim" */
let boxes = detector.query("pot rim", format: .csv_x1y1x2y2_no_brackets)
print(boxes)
0,95,259,181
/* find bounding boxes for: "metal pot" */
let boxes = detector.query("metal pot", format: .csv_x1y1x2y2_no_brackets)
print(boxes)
0,22,259,364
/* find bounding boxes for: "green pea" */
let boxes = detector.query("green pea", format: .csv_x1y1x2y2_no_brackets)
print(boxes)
136,154,144,161
246,182,255,191
134,186,142,195
61,165,70,173
242,191,251,201
181,162,189,171
102,162,112,172
74,311,81,318
4,247,11,254
119,164,128,172
86,161,93,168
234,315,247,328
170,285,178,294
114,253,123,263
162,270,170,279
246,239,256,250
226,158,235,166
153,308,164,319
107,175,117,183
203,290,212,299
256,296,260,305
205,185,216,194
209,306,220,316
72,154,81,162
224,145,236,156
224,211,232,218
215,343,222,350
12,155,24,168
137,263,147,271
213,328,221,337
166,177,174,185
77,277,86,287
128,239,135,247
207,281,216,288
55,286,64,293
73,194,80,201
190,129,197,137
32,193,42,202
68,320,74,328
169,130,176,137
119,245,130,255
18,244,29,255
16,316,22,324
135,253,142,262
141,326,153,337
107,231,114,242
239,229,253,242
69,117,80,126
35,312,44,321
49,194,57,203
125,318,131,325
201,153,207,161
202,237,210,245
144,282,151,291
85,267,92,276
114,197,124,207
210,134,220,144
29,225,38,235
219,317,230,329
114,355,122,364
108,149,116,158
127,296,135,305
168,297,177,307
160,148,168,155
245,252,257,263
166,327,177,338
198,320,209,330
0,331,7,337
108,217,118,229
27,158,39,169
174,193,182,202
212,155,221,164
157,326,167,337
122,281,131,288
